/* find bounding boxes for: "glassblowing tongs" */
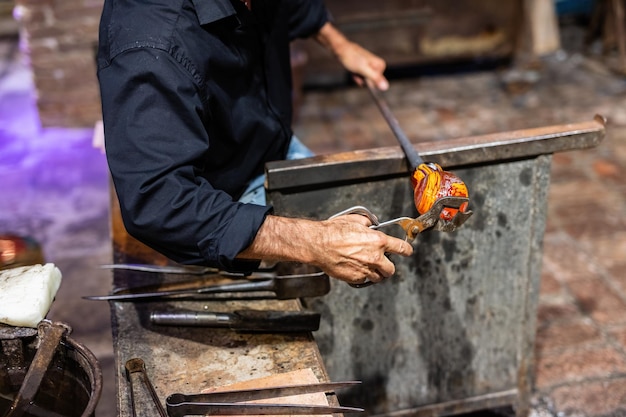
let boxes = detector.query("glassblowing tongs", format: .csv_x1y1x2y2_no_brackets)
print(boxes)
329,197,469,288
165,381,363,416
329,196,470,242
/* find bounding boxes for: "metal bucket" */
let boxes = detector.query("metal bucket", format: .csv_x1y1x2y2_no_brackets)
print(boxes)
0,322,102,417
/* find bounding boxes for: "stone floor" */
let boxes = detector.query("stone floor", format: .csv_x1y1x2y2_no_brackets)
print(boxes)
1,19,626,417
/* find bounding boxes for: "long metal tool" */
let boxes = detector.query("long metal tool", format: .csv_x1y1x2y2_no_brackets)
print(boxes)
150,309,321,332
83,272,329,301
165,381,363,416
3,321,70,417
365,83,424,171
125,358,167,417
100,263,271,278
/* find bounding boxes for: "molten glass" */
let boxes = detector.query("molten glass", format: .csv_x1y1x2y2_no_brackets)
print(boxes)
411,163,469,221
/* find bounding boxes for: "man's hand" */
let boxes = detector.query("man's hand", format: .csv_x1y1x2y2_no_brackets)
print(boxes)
312,214,413,284
237,214,413,286
314,22,389,91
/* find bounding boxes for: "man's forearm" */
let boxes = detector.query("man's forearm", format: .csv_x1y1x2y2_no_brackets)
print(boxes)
237,213,414,285
313,22,389,91
314,21,351,59
237,215,317,265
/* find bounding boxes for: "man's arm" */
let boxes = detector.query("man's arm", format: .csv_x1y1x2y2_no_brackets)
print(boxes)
238,214,413,286
240,21,410,285
314,21,389,91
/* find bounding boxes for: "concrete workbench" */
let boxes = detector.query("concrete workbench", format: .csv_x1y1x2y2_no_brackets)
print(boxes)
107,209,336,415
108,116,605,417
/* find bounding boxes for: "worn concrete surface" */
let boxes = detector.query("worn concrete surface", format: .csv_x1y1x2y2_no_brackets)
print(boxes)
1,18,625,417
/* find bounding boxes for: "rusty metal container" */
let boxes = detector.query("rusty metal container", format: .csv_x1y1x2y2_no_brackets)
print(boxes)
0,322,102,417
265,116,605,416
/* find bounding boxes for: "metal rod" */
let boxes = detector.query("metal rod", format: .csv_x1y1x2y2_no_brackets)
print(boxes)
125,358,168,417
365,83,424,170
4,321,70,417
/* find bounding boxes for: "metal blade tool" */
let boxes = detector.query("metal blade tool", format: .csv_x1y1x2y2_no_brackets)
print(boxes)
83,271,329,301
165,381,363,416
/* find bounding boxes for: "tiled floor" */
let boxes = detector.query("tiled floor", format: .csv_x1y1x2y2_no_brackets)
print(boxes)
1,19,626,417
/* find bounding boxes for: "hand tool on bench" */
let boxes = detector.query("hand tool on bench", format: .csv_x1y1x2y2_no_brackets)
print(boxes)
364,81,473,231
100,263,274,278
165,381,363,416
82,271,329,301
125,358,167,417
150,309,321,332
3,321,70,417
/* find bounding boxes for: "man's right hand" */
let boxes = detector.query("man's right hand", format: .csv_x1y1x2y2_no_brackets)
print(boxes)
237,214,413,286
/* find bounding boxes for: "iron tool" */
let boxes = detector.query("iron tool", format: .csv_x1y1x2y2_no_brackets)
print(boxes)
165,381,363,416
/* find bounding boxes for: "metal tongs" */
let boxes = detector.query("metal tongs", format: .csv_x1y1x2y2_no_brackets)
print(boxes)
329,197,470,288
84,270,329,301
165,381,363,416
330,196,471,243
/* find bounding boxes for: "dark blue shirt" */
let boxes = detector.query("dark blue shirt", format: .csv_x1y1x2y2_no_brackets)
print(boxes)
97,0,329,270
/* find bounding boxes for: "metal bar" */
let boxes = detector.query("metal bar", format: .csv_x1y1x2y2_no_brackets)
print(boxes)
3,321,70,417
125,358,167,417
369,389,519,417
366,82,424,170
265,115,605,190
165,381,364,416
167,401,363,416
84,272,329,301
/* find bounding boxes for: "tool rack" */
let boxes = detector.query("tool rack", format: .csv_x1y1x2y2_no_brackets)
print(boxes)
108,116,604,416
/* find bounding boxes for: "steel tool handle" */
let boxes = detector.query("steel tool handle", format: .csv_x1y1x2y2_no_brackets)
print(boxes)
84,272,329,301
166,399,362,416
150,309,321,332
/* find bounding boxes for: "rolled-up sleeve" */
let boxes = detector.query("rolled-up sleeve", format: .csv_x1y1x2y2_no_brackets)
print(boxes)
99,47,271,271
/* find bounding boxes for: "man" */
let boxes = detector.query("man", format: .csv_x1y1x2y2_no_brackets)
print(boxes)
97,0,413,286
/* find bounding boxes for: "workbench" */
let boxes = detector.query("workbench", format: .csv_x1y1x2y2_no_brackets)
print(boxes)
108,212,336,415
108,116,605,417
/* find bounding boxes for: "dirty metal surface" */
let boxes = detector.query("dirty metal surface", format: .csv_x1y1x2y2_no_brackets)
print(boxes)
265,117,605,416
110,263,333,416
265,116,605,191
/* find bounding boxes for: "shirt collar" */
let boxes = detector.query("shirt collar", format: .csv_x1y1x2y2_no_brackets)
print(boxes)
192,0,237,25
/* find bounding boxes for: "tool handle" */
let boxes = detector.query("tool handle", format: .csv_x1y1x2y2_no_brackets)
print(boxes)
196,279,274,294
365,83,424,171
124,358,168,417
150,310,321,333
5,321,70,417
